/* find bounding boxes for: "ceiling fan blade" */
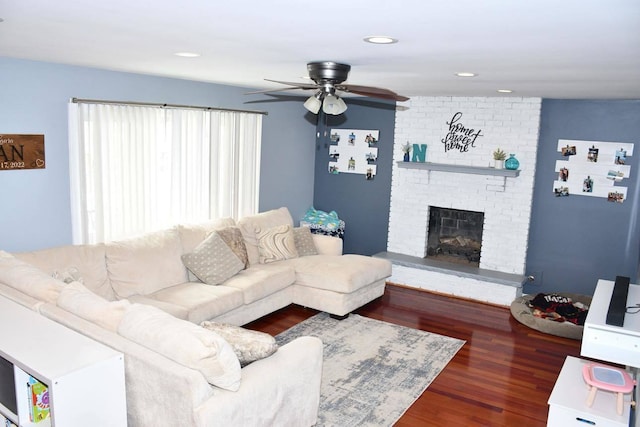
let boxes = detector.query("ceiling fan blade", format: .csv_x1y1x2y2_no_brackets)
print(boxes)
338,84,410,102
245,86,315,95
264,79,319,90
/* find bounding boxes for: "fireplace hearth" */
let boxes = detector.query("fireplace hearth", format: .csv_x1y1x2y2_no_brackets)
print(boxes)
426,207,484,266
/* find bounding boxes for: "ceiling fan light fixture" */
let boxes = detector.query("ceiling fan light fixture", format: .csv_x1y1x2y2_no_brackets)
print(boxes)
304,92,323,114
364,36,398,45
322,94,348,115
336,96,348,112
174,52,201,58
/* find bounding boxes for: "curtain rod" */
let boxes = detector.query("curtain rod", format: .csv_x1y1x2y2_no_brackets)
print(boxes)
70,97,268,116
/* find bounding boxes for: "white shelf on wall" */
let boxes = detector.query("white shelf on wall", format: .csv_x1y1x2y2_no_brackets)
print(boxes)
396,161,520,177
396,161,520,190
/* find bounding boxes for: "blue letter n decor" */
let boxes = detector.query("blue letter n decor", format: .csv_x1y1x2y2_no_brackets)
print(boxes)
412,144,427,162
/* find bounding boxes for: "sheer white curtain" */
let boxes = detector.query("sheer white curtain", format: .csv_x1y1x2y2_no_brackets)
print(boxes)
209,111,262,219
68,102,262,244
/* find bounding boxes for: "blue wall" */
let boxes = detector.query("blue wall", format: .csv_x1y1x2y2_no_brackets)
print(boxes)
525,99,640,295
0,57,316,252
3,56,639,295
312,99,396,255
311,96,640,295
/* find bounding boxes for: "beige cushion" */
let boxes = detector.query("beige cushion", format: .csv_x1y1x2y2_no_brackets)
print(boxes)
126,294,189,320
200,321,278,366
257,224,298,264
286,254,392,293
222,263,296,304
292,227,318,257
57,281,130,332
146,282,244,324
106,228,188,298
237,208,294,265
311,234,343,256
118,303,241,391
0,251,65,303
177,218,237,254
0,282,43,310
182,232,244,285
216,227,249,269
14,243,114,300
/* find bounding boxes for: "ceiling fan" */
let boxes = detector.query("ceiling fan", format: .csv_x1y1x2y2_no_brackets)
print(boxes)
247,61,410,115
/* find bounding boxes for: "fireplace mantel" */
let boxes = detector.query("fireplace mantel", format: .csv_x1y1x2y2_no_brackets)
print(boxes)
397,161,520,177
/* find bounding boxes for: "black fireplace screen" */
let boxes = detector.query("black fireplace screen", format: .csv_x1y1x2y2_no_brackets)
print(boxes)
426,207,484,265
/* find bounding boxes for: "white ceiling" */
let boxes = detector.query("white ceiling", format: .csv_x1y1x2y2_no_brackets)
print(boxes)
1,0,639,100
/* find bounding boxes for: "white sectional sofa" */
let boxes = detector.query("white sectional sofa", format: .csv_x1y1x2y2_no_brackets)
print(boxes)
0,207,391,426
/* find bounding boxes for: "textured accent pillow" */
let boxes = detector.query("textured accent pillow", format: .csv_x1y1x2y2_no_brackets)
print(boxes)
257,224,299,264
52,267,83,284
292,226,318,257
236,207,294,266
181,232,244,285
57,281,130,332
200,321,278,366
118,304,241,391
215,226,249,269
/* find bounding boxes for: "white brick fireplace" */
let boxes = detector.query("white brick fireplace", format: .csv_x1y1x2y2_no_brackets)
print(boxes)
384,97,542,305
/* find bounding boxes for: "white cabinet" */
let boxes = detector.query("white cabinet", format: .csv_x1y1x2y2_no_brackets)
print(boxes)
548,279,639,427
547,356,633,427
0,296,127,426
581,280,640,367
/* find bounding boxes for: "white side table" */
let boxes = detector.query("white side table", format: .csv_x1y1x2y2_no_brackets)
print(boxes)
548,356,632,427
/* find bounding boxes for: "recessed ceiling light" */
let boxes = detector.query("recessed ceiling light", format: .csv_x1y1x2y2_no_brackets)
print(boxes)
364,36,398,44
456,72,477,77
497,89,513,93
174,52,201,58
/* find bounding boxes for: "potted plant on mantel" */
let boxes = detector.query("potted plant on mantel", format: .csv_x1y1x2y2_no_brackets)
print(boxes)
493,148,507,169
402,142,412,162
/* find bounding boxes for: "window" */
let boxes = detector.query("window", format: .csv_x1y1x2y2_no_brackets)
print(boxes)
68,102,262,244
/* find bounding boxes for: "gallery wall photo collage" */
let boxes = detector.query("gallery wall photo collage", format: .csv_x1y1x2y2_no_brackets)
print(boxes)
553,139,634,203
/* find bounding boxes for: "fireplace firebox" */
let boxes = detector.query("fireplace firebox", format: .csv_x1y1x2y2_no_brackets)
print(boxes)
426,207,484,266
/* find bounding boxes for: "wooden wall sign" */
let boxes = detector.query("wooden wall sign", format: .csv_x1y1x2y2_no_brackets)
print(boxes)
0,134,45,171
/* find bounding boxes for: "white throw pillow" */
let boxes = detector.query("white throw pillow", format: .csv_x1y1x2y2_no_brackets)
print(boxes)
118,304,241,391
57,281,130,332
257,224,298,264
181,232,244,285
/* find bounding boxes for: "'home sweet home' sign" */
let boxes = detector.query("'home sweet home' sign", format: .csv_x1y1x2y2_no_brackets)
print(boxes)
441,112,483,153
0,134,45,171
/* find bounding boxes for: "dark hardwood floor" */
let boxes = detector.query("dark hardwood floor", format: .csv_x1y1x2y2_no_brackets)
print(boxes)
246,283,582,426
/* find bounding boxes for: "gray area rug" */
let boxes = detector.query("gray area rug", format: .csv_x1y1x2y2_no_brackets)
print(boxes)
276,313,465,427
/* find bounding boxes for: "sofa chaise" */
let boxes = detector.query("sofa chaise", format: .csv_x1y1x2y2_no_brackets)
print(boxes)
0,207,391,426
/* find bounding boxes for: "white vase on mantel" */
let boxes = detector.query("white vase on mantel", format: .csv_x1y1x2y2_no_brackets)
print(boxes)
494,160,504,169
